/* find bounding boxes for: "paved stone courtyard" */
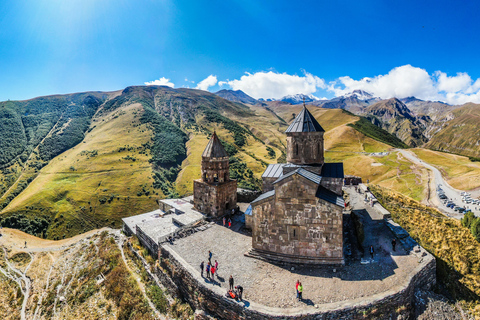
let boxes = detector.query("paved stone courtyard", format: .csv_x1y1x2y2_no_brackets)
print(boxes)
164,196,423,309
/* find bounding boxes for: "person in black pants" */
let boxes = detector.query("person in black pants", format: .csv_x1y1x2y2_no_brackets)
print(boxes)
236,285,243,301
229,275,234,290
200,261,204,277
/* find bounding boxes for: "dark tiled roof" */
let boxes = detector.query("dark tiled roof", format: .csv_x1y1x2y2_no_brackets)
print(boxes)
202,132,228,158
321,163,344,178
262,163,286,178
285,106,325,133
273,168,322,185
316,185,345,207
251,190,275,204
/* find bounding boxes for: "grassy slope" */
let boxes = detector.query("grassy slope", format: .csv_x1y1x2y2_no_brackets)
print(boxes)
426,103,480,157
0,229,160,319
3,92,478,238
371,185,480,316
3,103,160,239
411,148,480,191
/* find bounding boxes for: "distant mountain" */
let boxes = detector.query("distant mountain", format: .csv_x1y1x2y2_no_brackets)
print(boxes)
279,93,322,104
425,103,480,157
362,98,428,147
214,89,257,104
400,96,456,117
313,90,381,113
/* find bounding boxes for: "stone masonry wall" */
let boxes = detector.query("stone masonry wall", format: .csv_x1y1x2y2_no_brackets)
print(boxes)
156,244,436,320
252,174,343,264
194,179,237,217
286,131,324,165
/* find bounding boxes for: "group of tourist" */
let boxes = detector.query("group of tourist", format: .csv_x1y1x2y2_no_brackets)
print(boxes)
199,250,244,301
222,216,232,228
200,250,219,280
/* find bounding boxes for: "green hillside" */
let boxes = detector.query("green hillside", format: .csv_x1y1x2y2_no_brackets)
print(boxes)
1,86,476,240
425,103,480,157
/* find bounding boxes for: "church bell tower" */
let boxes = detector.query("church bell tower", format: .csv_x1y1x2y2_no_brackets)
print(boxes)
285,105,325,166
193,132,237,217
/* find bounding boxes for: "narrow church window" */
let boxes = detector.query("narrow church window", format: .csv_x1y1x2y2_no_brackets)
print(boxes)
293,229,296,237
318,142,321,156
295,144,298,155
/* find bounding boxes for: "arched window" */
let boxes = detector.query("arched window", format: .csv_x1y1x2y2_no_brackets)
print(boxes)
295,144,299,155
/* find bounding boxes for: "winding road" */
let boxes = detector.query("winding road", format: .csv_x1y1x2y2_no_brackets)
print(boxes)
398,149,480,219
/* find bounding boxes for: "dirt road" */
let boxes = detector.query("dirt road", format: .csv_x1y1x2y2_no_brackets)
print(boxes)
398,149,480,219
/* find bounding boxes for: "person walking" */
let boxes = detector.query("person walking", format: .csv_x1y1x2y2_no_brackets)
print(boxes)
391,238,397,252
215,260,218,273
228,218,232,228
25,241,27,248
211,266,216,278
297,282,303,300
370,245,374,260
295,280,300,299
229,275,234,290
208,250,212,263
200,261,204,277
206,262,211,279
223,216,226,227
236,285,243,301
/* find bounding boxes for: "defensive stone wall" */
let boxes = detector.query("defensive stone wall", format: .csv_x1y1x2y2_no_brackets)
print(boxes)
156,244,436,320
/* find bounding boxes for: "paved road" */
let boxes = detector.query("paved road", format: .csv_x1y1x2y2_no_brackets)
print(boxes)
398,149,480,219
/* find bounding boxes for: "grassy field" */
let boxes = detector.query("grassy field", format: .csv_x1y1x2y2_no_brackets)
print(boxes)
411,148,480,191
2,103,160,239
371,185,480,316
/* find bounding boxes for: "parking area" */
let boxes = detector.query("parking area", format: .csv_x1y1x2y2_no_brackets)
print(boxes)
436,184,480,218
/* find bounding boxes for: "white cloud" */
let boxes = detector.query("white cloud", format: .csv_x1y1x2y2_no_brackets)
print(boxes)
328,65,438,101
328,65,480,105
223,71,325,100
435,71,472,93
195,75,217,91
144,77,174,88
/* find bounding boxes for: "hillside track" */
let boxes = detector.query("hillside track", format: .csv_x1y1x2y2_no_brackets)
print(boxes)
398,149,480,219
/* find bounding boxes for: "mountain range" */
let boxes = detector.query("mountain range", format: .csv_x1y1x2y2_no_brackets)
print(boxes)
215,89,480,155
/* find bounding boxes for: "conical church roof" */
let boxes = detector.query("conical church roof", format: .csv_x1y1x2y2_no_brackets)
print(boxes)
202,132,229,158
285,106,325,133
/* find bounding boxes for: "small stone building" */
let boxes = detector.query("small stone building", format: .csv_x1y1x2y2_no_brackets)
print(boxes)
250,106,345,265
193,132,237,217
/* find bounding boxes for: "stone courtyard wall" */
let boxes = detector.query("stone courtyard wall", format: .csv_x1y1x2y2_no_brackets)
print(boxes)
156,244,436,320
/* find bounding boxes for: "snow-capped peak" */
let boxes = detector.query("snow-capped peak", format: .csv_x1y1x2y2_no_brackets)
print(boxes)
279,93,323,104
343,90,375,100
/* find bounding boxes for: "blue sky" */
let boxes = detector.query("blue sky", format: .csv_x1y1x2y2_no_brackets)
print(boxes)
1,0,480,104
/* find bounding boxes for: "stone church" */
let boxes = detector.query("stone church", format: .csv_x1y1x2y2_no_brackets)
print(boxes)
250,106,345,265
193,132,237,217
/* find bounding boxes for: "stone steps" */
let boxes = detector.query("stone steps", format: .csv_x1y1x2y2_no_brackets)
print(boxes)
244,248,344,268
